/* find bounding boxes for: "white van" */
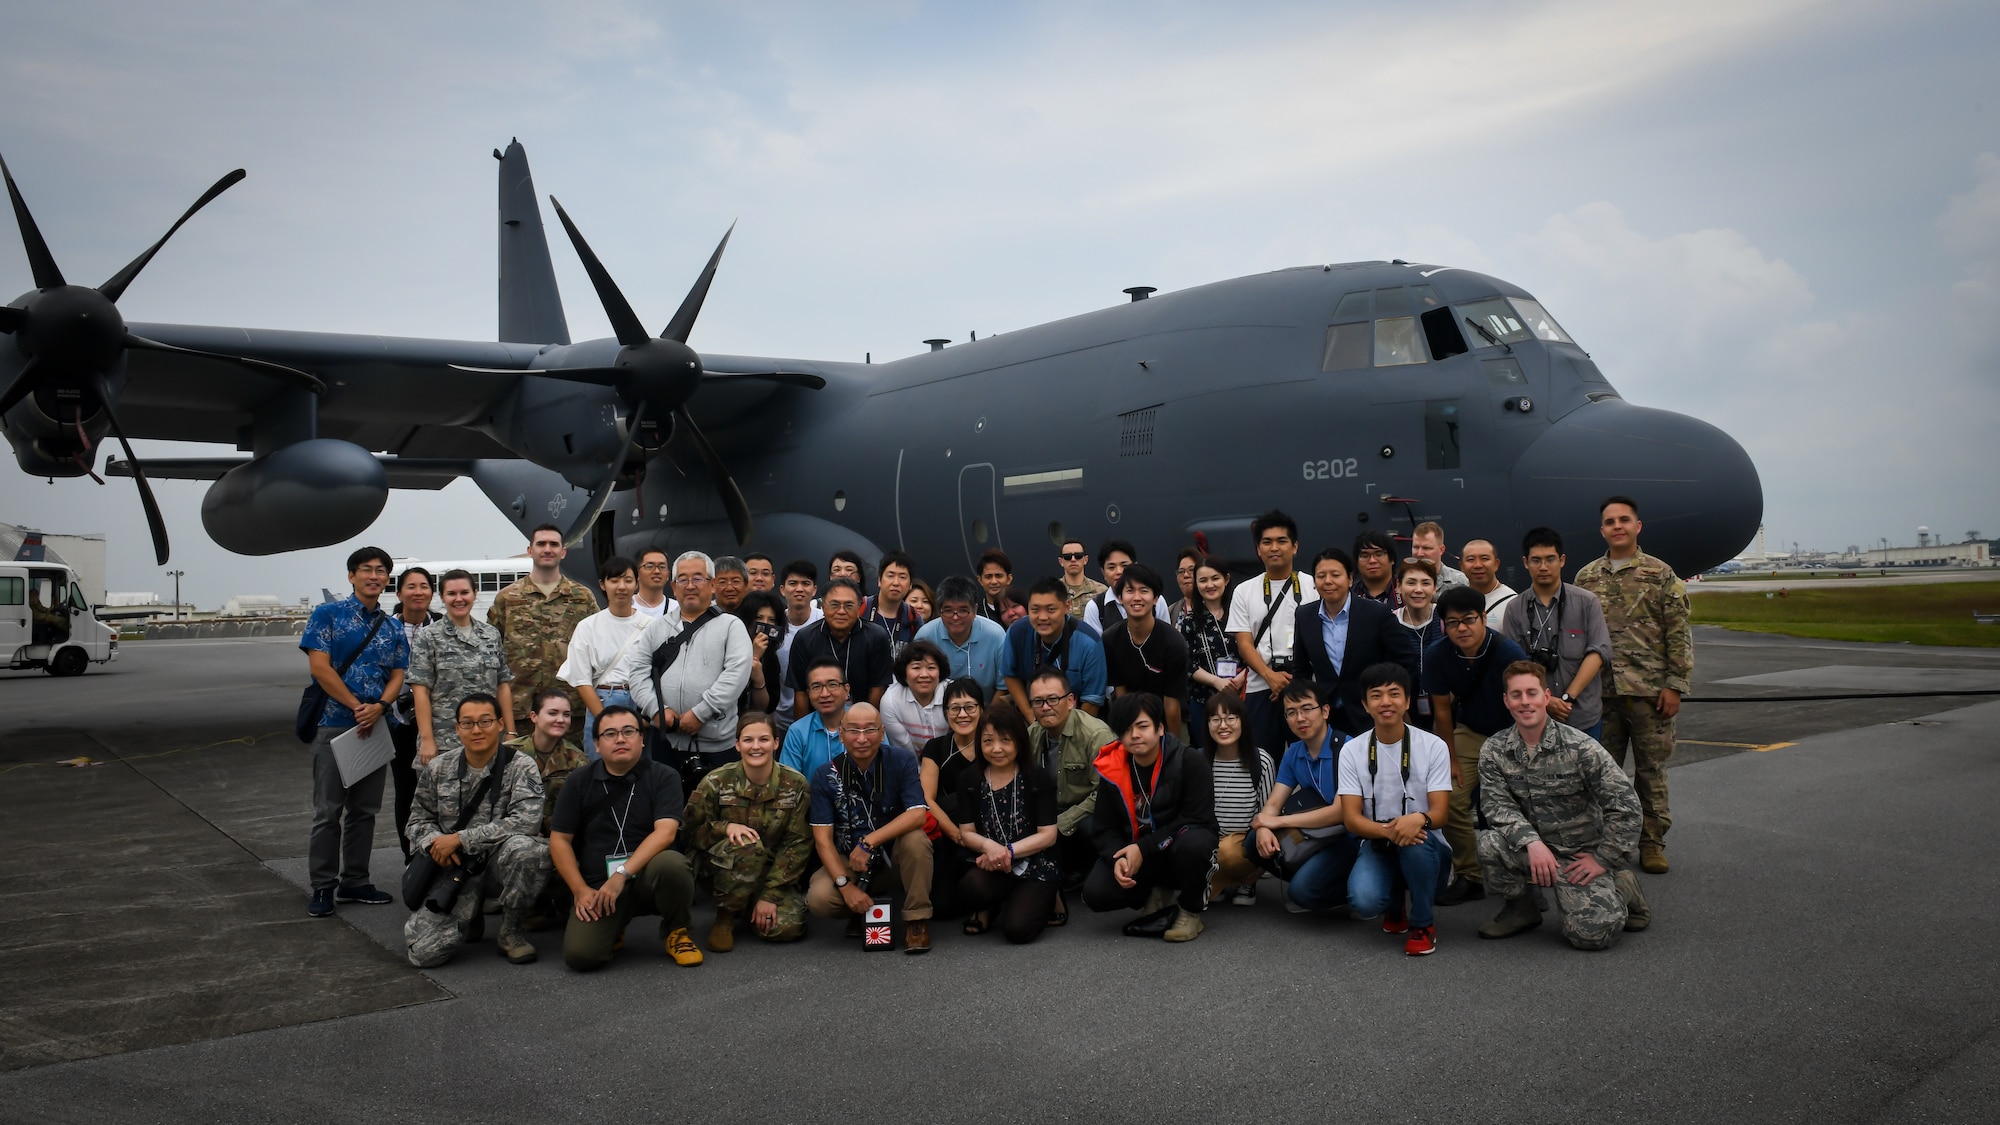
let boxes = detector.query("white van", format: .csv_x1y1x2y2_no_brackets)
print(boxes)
0,559,119,676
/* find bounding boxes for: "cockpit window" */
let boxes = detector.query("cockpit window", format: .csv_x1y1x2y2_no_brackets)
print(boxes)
1321,323,1370,371
1373,317,1424,366
1508,297,1571,343
1332,290,1371,319
1458,296,1574,346
1374,287,1413,317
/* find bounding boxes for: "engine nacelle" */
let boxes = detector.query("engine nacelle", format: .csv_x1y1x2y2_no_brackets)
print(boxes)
201,439,387,555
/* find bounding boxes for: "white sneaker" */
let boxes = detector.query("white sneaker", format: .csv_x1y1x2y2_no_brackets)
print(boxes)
1230,886,1258,907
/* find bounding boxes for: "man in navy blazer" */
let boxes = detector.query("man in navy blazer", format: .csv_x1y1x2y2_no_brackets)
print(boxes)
1292,547,1421,738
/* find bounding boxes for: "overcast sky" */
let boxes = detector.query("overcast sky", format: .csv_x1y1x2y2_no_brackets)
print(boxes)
3,0,1996,606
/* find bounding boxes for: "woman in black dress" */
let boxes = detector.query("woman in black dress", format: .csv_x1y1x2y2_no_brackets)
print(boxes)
954,700,1063,944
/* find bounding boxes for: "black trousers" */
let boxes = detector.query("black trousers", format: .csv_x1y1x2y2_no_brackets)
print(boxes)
1056,830,1097,892
388,721,420,860
959,868,1060,944
1082,826,1219,915
931,839,974,920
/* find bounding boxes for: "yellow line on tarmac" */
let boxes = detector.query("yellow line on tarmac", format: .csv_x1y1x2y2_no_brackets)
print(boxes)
1681,739,1797,753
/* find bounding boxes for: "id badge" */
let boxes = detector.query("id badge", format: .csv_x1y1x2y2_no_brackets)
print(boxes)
605,852,631,880
1216,659,1240,678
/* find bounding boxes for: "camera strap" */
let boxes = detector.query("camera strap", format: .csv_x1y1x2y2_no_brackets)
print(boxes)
1365,729,1412,821
1252,573,1301,646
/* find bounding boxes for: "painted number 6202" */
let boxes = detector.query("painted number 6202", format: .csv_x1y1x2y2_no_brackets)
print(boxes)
1302,457,1358,480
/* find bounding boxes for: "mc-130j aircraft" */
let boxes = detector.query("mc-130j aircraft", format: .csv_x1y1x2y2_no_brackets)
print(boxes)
0,141,1761,591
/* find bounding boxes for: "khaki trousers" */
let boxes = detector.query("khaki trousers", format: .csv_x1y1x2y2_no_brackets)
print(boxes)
806,830,934,920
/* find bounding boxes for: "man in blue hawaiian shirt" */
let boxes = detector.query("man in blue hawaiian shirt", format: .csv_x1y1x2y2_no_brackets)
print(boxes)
300,546,412,917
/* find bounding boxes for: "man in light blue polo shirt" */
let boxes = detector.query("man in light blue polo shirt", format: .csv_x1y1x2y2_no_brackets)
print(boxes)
915,577,1006,702
1002,578,1107,718
780,658,850,782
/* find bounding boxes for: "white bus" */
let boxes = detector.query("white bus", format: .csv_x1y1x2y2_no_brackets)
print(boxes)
388,556,537,621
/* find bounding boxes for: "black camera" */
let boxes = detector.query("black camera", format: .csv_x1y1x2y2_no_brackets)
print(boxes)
1528,647,1561,676
753,621,781,641
1268,656,1296,674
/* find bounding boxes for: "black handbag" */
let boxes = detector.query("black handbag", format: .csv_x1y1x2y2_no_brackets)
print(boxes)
296,612,388,743
1263,785,1348,881
401,748,513,912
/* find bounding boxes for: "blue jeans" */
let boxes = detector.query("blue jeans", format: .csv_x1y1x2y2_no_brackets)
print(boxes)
1285,835,1362,910
1582,720,1603,742
581,687,632,761
1348,832,1452,928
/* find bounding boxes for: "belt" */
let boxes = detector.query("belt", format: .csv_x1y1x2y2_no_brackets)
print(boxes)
595,684,628,691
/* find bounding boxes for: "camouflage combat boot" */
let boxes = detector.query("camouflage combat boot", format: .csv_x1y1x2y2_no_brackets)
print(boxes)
708,908,736,953
1477,894,1544,940
496,921,537,964
1617,869,1651,932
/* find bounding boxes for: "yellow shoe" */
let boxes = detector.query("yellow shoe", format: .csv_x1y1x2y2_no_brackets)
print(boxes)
664,927,705,966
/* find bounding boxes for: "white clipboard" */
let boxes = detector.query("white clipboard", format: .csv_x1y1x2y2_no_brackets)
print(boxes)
329,723,395,788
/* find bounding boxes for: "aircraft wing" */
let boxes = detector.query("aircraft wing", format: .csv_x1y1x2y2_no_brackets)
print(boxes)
114,322,547,457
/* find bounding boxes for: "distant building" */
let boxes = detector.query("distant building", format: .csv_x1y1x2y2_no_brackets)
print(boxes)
221,594,289,617
105,592,163,606
1869,539,1993,567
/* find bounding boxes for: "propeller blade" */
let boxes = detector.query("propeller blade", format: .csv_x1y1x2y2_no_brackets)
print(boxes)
661,224,734,344
0,356,40,417
125,334,326,394
447,363,626,387
91,375,170,565
0,304,22,332
99,169,247,302
676,406,752,546
0,153,65,290
547,197,650,348
562,400,645,547
700,369,826,391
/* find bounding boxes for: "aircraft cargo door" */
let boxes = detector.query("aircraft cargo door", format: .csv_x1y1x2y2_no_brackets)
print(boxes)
957,463,1002,572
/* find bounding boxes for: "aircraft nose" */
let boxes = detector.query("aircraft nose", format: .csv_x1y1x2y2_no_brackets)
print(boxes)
1509,399,1762,576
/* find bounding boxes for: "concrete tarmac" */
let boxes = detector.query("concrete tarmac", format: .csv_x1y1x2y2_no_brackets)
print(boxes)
0,629,1995,1122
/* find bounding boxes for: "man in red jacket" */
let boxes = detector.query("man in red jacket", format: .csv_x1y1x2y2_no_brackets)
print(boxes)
1083,693,1219,943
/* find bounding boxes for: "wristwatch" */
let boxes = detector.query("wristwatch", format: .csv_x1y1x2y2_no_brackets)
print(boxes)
1558,692,1574,704
613,863,631,879
1421,813,1435,830
833,875,851,888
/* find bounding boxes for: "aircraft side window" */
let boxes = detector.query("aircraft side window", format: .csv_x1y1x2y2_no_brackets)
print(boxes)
0,576,21,605
1507,297,1572,343
1373,317,1425,366
1321,323,1371,371
1424,400,1462,470
1483,357,1527,385
1331,290,1371,319
1421,306,1468,361
1457,297,1532,345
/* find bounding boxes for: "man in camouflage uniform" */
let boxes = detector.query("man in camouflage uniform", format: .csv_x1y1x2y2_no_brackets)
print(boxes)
404,693,551,967
1476,661,1649,951
410,569,514,761
1574,496,1693,874
684,714,812,950
488,523,599,731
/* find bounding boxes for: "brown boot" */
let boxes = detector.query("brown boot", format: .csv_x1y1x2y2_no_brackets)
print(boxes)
1477,894,1544,939
1618,870,1652,931
708,909,736,953
903,919,931,954
1641,844,1669,874
496,912,538,964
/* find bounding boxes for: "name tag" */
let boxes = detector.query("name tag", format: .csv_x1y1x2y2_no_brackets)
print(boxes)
606,852,631,880
1216,659,1240,678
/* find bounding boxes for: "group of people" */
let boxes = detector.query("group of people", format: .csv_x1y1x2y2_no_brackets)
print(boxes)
297,494,1691,967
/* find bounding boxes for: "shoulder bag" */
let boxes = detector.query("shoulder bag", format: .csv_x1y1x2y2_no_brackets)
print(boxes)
646,608,720,790
296,612,387,743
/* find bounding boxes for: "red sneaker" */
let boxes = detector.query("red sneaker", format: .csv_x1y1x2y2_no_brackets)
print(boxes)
1404,925,1437,956
1382,905,1408,935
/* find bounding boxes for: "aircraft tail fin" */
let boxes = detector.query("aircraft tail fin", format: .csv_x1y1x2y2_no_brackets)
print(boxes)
494,139,570,346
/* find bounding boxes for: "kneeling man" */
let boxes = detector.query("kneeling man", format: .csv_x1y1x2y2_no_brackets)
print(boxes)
404,692,551,967
1476,662,1651,950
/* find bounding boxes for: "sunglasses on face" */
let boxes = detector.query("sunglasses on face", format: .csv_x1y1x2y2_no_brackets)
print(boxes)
1058,552,1087,561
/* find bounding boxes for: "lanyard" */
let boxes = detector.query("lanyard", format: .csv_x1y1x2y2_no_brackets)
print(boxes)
840,754,883,833
603,771,641,855
982,772,1022,843
1033,622,1072,671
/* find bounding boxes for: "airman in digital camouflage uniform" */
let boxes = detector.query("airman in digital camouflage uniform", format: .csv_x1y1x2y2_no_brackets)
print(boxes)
1574,496,1693,874
487,524,599,731
1476,661,1649,951
683,714,813,951
409,570,513,760
404,694,551,967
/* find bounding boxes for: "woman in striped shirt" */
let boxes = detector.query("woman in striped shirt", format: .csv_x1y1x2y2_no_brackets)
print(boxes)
1204,690,1274,906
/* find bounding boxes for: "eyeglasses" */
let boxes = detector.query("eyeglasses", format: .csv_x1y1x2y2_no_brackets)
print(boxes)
455,717,501,730
672,575,712,586
946,703,981,716
1210,713,1241,724
1028,694,1070,710
1282,706,1323,720
808,681,848,694
842,725,881,736
940,604,973,617
1058,552,1087,561
1443,616,1482,630
639,562,670,571
596,725,643,740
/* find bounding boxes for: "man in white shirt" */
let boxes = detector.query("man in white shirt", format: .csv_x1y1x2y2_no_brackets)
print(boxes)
1227,510,1311,756
1082,539,1171,633
1336,663,1453,956
557,556,651,758
1411,521,1468,592
773,560,824,728
1460,540,1517,628
633,547,671,619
